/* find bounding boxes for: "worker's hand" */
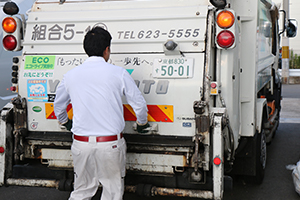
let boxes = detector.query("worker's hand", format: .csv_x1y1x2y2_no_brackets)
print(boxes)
136,121,150,133
61,119,72,131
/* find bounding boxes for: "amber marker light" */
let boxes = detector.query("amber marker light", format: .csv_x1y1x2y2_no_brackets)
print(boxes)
217,10,235,29
2,17,17,33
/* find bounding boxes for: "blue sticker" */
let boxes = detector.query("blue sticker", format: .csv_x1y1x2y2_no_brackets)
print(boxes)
183,122,192,127
27,80,48,102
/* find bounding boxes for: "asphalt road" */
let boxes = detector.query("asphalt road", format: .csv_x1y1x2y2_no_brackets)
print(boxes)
0,84,300,200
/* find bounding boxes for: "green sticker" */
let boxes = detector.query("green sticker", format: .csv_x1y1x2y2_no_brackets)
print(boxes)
32,106,42,113
24,56,55,70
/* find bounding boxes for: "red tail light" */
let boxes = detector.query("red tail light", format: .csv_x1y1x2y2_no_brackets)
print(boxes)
10,86,16,91
213,156,222,166
211,82,217,89
0,146,5,153
216,30,235,48
3,35,17,51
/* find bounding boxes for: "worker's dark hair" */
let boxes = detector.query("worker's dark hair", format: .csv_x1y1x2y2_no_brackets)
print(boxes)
83,27,112,57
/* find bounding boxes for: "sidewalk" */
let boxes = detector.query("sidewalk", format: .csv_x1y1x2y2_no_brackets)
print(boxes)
280,84,300,123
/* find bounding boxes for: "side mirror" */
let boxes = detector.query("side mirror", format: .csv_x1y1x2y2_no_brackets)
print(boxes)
263,21,272,38
287,19,297,38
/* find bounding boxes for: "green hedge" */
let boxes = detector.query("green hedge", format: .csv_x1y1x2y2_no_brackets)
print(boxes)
289,50,300,69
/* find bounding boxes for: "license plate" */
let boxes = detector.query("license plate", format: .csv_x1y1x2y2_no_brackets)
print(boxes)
152,58,194,78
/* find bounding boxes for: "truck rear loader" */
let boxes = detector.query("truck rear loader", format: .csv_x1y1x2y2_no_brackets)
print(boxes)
0,0,297,199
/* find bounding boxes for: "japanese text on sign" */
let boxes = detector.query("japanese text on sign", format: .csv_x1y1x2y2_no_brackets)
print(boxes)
25,56,55,70
23,72,54,78
57,57,85,67
32,24,81,41
31,23,107,41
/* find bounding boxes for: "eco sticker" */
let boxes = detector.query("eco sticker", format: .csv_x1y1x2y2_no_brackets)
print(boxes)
24,56,55,70
27,80,48,102
32,106,42,112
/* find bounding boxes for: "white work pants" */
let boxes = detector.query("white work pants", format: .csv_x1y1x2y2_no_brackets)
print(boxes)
69,136,126,200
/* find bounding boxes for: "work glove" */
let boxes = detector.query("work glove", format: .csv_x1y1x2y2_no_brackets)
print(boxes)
61,119,73,131
136,121,150,133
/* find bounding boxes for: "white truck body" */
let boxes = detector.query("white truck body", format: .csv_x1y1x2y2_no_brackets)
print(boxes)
0,0,296,199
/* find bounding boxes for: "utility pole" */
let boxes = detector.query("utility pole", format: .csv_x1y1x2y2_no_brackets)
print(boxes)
282,0,290,84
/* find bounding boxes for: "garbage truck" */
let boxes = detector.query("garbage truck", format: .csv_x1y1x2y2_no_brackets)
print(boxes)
0,0,297,199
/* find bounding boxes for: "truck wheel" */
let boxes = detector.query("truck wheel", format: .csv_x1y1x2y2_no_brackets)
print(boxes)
254,130,267,184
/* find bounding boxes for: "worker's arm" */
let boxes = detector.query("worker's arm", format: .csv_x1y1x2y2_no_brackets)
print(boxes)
54,77,72,130
123,70,149,133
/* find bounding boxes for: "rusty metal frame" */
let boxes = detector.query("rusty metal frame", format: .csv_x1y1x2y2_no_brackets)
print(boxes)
6,178,59,188
212,109,225,200
6,178,216,199
125,185,213,199
201,9,216,172
0,103,14,186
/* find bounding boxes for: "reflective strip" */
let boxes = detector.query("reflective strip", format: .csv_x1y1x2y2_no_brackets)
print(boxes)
45,103,73,119
123,104,173,122
45,103,173,122
282,46,289,59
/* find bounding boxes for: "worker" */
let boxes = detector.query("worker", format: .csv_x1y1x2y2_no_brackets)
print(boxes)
54,27,149,200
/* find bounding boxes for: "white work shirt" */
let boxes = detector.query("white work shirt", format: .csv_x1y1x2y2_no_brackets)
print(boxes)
54,56,148,136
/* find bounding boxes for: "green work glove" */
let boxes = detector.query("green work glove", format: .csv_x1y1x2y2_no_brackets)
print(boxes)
137,121,150,133
62,119,73,131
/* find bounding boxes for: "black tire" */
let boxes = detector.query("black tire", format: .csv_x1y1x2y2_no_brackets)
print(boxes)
254,130,267,184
